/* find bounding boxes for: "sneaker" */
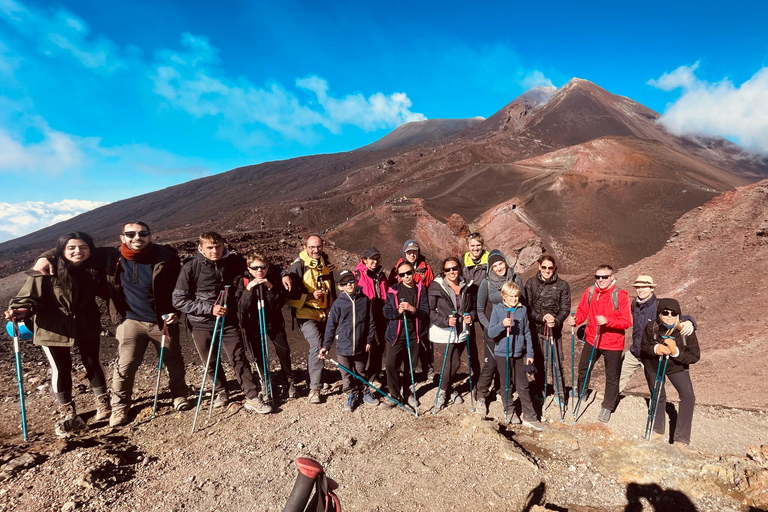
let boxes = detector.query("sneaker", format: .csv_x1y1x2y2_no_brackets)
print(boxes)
379,399,396,410
522,418,547,431
55,402,86,437
475,397,487,416
435,391,447,411
308,389,321,404
370,376,382,389
286,382,297,399
450,391,464,405
94,393,111,421
651,431,665,442
363,390,379,406
408,395,420,409
427,367,436,383
506,413,521,425
597,408,611,423
244,395,272,414
344,393,356,412
173,396,192,411
213,391,229,409
109,407,130,428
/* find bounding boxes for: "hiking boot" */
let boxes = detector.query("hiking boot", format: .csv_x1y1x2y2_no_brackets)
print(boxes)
344,393,357,413
55,402,86,437
308,389,321,404
213,390,229,409
286,381,297,399
244,395,272,414
435,391,447,411
506,412,521,425
522,418,547,431
94,393,111,421
427,367,436,383
475,397,487,416
450,391,464,405
363,390,379,406
109,404,130,427
379,399,396,410
408,395,420,409
597,408,611,423
173,396,192,411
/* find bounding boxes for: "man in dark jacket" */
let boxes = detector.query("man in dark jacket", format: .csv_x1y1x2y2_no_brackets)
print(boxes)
173,232,271,415
32,221,193,427
525,255,571,404
618,275,695,393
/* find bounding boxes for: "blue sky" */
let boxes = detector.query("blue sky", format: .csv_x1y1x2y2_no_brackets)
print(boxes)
1,0,767,241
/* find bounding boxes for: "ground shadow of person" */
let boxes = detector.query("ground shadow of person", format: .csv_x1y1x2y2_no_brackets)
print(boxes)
521,482,545,512
625,482,698,511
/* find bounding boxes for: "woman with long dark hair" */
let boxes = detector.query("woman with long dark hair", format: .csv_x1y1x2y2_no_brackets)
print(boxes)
5,232,110,437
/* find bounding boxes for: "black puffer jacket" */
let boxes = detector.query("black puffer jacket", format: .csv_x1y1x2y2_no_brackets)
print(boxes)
524,271,571,339
640,320,701,376
235,263,286,334
172,250,246,328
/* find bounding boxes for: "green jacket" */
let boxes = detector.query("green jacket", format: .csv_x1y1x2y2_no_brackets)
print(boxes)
9,270,106,347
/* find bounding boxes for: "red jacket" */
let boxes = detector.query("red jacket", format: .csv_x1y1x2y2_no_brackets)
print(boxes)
387,258,434,289
574,281,631,351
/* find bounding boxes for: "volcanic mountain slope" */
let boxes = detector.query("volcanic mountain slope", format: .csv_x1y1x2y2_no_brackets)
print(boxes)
355,117,484,152
614,178,768,409
1,78,766,279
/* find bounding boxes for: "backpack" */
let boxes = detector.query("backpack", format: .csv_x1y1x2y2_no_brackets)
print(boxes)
587,285,619,311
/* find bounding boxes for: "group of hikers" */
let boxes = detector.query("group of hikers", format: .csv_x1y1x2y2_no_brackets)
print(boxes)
4,223,700,450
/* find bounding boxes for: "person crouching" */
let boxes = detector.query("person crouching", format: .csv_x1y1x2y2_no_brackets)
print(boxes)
319,270,379,412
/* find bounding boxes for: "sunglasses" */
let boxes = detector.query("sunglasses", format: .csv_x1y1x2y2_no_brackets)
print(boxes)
594,274,612,280
660,309,679,316
398,270,414,277
123,230,150,238
249,264,267,271
467,232,481,239
540,265,554,270
443,266,460,272
340,280,356,286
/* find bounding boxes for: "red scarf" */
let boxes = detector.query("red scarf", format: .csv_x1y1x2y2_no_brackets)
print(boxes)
120,243,157,263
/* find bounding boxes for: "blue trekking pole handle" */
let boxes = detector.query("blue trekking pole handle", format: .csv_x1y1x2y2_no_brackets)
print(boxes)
433,327,453,414
152,314,171,419
574,325,600,422
401,299,418,416
12,319,28,441
209,285,231,419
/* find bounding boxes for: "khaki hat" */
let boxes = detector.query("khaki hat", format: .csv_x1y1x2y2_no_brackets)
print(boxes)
632,275,657,288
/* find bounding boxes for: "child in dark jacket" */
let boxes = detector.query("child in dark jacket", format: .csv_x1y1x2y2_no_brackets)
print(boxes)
487,282,545,430
319,270,378,411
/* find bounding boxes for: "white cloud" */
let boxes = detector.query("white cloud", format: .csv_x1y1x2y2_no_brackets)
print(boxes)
520,70,554,91
0,123,83,174
649,63,768,153
151,33,426,144
0,199,108,242
0,0,128,72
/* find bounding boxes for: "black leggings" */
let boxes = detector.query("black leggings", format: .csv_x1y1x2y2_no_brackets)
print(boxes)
644,367,695,444
246,327,293,384
434,343,462,392
42,338,107,405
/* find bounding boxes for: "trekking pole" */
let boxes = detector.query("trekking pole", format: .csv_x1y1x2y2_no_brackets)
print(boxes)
11,319,28,441
645,354,669,440
151,314,171,419
464,314,475,413
401,300,418,416
570,311,576,414
433,328,454,415
258,284,273,403
549,331,565,422
504,308,514,424
573,325,601,422
326,356,417,418
192,290,225,433
208,285,231,420
543,325,550,405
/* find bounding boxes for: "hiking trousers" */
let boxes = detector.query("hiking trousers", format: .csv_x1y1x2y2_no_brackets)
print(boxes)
245,326,293,385
42,337,106,405
337,352,367,395
191,324,259,400
495,355,537,421
618,350,643,393
112,320,189,411
385,338,419,401
577,344,622,412
298,319,326,390
644,368,695,445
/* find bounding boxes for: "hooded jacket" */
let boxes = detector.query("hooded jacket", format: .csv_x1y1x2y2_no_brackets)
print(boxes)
487,303,533,358
235,262,287,334
524,270,571,339
387,239,434,288
383,281,429,346
630,293,696,358
462,250,489,285
323,286,376,356
640,319,700,375
284,250,336,322
172,249,246,328
428,275,476,331
477,250,525,331
573,279,632,351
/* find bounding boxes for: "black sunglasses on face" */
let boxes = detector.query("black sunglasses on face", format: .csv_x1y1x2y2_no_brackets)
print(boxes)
660,309,679,316
398,270,414,277
443,266,460,272
249,264,267,271
540,265,554,270
340,280,355,286
594,274,612,280
123,230,150,238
